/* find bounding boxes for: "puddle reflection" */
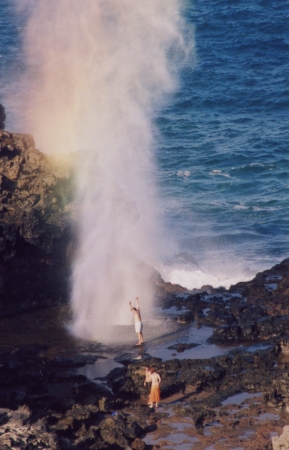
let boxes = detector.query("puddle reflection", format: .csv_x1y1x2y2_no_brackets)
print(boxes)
222,392,262,406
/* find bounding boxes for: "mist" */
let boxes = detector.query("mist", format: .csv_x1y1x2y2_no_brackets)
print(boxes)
20,0,191,341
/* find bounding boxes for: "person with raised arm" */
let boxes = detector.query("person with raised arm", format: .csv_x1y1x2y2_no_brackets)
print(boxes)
129,296,144,345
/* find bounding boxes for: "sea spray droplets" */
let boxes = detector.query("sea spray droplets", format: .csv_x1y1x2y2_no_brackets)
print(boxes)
20,0,192,341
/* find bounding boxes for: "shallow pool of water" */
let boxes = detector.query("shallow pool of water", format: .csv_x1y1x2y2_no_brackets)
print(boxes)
147,323,239,361
143,431,199,448
238,430,255,440
222,392,262,406
95,316,241,363
240,343,274,353
75,309,275,385
76,357,123,379
256,412,279,421
169,421,194,432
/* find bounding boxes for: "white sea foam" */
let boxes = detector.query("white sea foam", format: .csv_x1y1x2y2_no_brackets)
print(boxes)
253,206,281,212
177,170,191,177
157,262,253,290
209,169,231,178
231,162,265,171
234,205,249,210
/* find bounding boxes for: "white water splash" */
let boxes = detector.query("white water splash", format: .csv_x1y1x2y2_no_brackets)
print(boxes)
20,1,192,341
157,263,253,290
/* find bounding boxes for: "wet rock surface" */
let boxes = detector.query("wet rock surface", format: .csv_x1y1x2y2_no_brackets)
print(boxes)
0,129,75,316
159,258,289,345
1,325,289,449
1,127,289,448
0,104,5,130
1,298,289,450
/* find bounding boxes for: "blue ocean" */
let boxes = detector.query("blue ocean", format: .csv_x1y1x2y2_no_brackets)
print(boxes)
1,0,289,289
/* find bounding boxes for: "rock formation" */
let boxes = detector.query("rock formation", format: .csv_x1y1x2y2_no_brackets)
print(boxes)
0,104,5,130
2,118,289,448
0,129,75,316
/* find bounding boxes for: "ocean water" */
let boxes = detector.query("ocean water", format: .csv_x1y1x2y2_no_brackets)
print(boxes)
155,0,289,287
1,0,289,289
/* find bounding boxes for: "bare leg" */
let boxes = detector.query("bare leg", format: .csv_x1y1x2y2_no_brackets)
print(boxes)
140,331,144,344
136,333,141,345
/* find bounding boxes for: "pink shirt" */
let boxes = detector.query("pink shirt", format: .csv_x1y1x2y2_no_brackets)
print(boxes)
151,372,161,386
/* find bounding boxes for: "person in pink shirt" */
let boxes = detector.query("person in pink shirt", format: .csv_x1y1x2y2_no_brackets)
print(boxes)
149,368,161,408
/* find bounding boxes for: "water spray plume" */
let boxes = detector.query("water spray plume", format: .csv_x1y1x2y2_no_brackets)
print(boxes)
20,0,191,341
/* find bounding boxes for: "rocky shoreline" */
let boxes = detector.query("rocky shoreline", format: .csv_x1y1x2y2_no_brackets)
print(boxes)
1,123,289,449
1,260,289,449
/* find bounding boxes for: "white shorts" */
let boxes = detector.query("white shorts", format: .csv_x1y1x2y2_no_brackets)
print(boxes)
135,321,143,333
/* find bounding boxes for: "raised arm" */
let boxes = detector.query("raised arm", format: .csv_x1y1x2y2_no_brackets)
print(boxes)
136,296,140,310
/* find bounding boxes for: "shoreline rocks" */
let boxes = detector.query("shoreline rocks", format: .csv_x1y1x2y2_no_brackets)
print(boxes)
0,104,5,130
0,129,76,316
158,258,289,346
0,330,288,449
1,123,289,447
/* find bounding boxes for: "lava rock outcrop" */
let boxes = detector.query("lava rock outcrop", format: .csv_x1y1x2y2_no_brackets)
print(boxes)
0,104,5,130
0,130,75,316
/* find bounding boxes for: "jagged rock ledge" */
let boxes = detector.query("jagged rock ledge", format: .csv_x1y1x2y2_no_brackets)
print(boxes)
2,128,289,448
0,129,77,317
159,258,289,345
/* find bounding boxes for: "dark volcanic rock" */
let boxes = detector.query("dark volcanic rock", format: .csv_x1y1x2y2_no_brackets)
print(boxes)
154,270,187,298
0,337,284,450
0,104,5,130
100,413,145,448
160,258,289,345
167,342,199,353
2,119,289,448
0,130,75,315
0,348,139,449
